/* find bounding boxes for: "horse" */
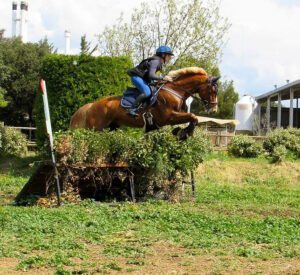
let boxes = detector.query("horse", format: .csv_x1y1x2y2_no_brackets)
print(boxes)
69,67,220,139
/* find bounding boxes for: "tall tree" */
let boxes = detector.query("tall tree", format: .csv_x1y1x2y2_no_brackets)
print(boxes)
98,0,230,71
0,35,53,126
0,29,8,108
80,34,98,56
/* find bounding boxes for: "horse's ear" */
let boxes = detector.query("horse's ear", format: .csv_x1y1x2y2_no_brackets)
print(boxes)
213,76,221,82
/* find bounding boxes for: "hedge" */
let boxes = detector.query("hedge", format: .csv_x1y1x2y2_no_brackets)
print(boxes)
35,55,132,146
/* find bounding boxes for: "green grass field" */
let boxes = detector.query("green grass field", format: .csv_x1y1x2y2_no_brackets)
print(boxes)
0,153,299,274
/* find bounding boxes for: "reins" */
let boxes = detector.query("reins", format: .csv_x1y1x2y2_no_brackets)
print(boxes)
157,80,213,109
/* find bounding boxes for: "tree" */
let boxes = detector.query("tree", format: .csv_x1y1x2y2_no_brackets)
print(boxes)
0,34,53,126
98,0,230,72
0,29,8,108
216,80,239,118
0,56,9,108
80,34,98,56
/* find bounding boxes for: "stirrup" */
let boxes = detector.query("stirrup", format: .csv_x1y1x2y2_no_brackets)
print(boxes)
128,108,139,117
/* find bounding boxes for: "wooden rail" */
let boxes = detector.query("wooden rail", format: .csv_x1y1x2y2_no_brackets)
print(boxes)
6,125,37,150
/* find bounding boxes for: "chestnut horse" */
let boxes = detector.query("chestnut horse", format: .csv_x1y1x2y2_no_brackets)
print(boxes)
69,67,220,138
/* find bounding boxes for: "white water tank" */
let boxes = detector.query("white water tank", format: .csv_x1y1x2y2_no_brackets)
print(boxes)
234,95,257,132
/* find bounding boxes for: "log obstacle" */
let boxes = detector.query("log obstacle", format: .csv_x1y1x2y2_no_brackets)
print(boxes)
15,161,137,204
15,162,195,205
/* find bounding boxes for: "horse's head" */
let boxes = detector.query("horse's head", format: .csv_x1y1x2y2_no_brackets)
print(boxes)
198,75,221,114
167,67,220,114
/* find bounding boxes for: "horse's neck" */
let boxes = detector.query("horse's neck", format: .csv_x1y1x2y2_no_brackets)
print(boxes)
164,83,192,99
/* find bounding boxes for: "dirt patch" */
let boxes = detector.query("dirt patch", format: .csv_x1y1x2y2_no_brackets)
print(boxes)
72,242,300,275
1,242,300,274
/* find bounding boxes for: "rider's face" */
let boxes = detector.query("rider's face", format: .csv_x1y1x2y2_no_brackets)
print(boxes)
165,54,172,63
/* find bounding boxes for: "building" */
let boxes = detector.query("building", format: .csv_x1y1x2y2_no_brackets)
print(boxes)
255,80,300,135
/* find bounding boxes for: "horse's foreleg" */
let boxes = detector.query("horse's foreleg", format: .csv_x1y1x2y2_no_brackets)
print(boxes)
168,112,198,139
168,111,198,126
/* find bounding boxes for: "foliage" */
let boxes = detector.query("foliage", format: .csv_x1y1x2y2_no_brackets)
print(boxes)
0,35,53,126
54,127,212,177
52,127,212,200
0,58,9,108
35,54,132,146
228,135,262,158
263,127,300,159
98,0,230,69
271,145,287,163
0,123,27,157
80,34,98,56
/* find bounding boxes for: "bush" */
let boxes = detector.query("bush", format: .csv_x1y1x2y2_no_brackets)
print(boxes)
54,127,212,177
52,127,213,201
271,145,287,163
228,135,262,158
263,128,300,158
35,55,133,147
0,124,27,156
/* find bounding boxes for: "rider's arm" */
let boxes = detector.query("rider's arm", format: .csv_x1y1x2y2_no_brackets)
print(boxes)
148,59,164,81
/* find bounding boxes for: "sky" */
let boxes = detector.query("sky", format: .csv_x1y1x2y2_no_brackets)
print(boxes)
1,0,300,98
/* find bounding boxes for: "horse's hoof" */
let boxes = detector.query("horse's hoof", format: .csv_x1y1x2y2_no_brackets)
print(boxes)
172,127,181,136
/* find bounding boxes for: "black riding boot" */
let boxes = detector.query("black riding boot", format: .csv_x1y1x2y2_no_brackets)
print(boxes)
128,93,147,116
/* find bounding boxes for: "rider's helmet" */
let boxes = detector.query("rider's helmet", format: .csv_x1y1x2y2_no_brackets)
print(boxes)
156,46,174,56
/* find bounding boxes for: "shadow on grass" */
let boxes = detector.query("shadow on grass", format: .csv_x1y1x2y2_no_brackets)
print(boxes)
0,153,44,177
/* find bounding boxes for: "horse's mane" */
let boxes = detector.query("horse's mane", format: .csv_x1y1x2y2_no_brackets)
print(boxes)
167,67,207,80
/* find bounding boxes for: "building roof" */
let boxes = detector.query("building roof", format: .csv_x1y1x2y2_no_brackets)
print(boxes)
255,79,300,102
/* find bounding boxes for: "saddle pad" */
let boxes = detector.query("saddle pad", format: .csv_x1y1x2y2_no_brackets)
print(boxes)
120,87,158,109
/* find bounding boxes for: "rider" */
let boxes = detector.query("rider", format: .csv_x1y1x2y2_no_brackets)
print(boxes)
127,46,174,116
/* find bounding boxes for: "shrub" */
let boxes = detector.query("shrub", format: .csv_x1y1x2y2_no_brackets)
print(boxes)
35,55,133,147
228,135,262,158
271,145,287,163
54,127,212,177
263,128,300,158
0,124,27,156
52,127,213,201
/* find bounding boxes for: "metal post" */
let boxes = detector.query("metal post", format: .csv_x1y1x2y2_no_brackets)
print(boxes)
40,79,61,206
257,103,261,135
289,88,294,127
129,174,136,204
277,93,281,128
297,98,299,127
191,171,195,197
225,125,228,146
267,97,271,131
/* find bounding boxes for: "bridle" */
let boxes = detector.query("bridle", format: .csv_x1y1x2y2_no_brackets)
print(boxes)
158,76,219,110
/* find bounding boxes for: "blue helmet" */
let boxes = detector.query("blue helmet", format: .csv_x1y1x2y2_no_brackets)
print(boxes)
156,46,174,56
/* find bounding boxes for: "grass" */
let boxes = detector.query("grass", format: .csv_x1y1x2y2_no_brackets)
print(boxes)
0,153,299,274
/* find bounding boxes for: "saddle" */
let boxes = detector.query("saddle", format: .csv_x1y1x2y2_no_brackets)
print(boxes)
120,85,158,110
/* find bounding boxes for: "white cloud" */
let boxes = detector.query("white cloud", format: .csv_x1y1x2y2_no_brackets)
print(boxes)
0,0,144,53
220,0,300,96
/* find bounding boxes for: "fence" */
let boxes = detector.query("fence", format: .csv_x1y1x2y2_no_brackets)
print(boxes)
6,126,37,150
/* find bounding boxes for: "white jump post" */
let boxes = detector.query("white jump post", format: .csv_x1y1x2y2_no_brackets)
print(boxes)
40,79,61,206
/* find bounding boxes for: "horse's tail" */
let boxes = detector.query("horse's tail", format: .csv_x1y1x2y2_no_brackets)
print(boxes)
69,103,93,130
